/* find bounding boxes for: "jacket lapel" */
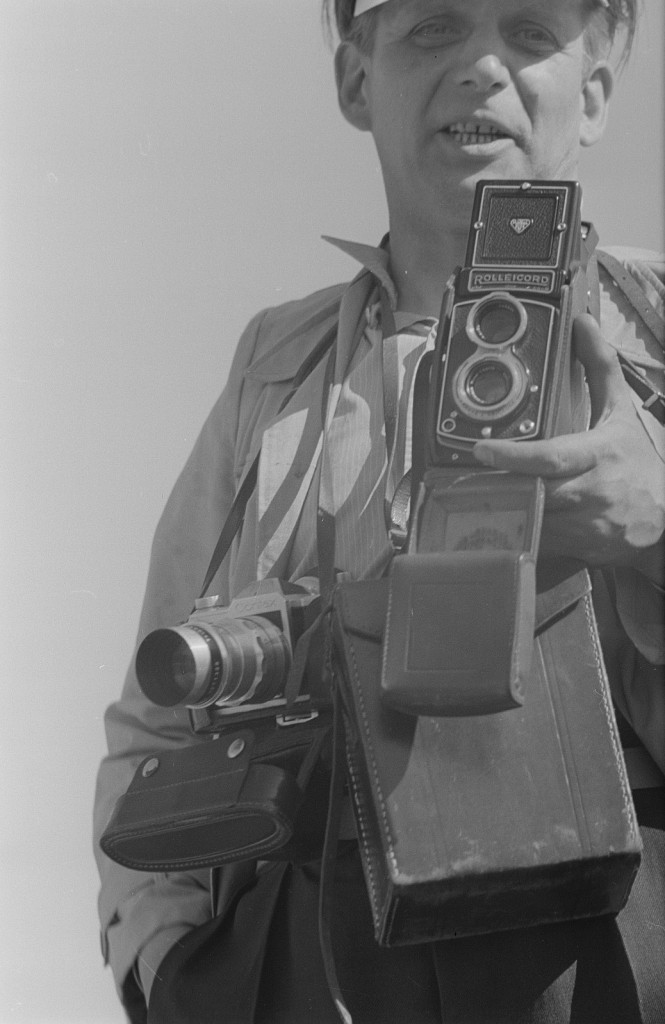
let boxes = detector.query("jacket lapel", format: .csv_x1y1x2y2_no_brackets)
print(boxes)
250,270,375,579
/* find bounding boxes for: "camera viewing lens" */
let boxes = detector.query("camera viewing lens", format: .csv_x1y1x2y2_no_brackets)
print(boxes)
466,361,513,407
466,292,527,349
475,302,522,345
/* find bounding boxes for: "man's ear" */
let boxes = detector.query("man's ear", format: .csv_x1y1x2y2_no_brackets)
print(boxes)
335,42,373,132
579,61,613,147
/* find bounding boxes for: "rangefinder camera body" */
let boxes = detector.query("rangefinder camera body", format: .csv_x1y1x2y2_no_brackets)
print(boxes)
135,578,320,729
428,179,591,468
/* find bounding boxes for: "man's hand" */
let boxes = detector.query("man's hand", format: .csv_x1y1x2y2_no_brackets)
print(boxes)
473,314,665,584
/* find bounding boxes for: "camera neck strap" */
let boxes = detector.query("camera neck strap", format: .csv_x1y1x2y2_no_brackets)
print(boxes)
592,250,665,425
196,323,339,603
596,249,665,347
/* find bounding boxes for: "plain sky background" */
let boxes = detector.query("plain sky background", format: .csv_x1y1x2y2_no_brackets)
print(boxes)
1,1,663,1021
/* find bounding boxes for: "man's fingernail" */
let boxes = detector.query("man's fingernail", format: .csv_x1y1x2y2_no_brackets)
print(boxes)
473,446,495,467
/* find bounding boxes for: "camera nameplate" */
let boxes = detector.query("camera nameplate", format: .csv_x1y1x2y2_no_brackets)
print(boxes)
466,268,559,295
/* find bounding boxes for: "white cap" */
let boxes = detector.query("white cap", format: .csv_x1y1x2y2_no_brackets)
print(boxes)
354,0,388,14
354,0,613,13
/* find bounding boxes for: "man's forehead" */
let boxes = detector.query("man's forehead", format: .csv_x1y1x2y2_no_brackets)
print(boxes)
354,0,610,13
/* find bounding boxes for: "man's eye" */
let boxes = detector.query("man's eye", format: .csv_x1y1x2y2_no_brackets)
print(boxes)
511,24,559,53
410,19,462,46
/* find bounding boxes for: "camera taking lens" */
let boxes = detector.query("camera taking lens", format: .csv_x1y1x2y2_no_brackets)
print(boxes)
135,579,319,710
136,617,290,708
465,361,514,407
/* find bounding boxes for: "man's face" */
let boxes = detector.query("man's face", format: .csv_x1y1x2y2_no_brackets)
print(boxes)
340,0,610,234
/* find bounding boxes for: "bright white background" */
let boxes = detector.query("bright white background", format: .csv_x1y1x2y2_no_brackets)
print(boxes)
1,1,663,1021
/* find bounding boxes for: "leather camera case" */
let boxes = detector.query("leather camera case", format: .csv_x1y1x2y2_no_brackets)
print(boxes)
100,714,331,872
332,571,641,946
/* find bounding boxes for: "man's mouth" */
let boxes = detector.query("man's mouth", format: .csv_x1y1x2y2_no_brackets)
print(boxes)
443,121,511,145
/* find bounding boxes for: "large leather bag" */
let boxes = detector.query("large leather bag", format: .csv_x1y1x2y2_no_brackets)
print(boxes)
332,570,641,947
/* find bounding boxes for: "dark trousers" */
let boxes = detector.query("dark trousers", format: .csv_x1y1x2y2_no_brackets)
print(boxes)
147,824,664,1024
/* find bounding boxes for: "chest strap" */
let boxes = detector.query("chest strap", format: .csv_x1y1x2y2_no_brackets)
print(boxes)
595,250,665,425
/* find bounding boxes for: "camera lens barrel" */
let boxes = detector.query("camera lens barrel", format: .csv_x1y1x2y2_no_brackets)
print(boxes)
452,353,529,424
136,615,290,708
466,360,515,407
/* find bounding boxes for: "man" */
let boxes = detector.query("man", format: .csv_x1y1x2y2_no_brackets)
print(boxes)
94,1,665,1021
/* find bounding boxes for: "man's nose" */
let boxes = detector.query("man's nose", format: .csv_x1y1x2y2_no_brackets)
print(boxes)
452,48,511,93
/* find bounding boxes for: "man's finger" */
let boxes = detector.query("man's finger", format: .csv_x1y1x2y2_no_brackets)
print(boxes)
473,428,598,476
472,316,631,473
572,314,627,427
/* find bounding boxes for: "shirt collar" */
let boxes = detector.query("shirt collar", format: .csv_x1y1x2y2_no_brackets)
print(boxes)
323,235,397,308
323,235,436,333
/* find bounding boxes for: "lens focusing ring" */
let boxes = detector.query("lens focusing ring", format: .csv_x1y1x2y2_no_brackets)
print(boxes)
183,624,227,705
452,353,529,423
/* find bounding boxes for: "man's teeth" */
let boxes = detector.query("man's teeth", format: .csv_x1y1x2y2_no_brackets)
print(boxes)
446,122,507,144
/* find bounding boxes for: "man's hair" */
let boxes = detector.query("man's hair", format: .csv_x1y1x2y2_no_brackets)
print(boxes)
323,0,638,68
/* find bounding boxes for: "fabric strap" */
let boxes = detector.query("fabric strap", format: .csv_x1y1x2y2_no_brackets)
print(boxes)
597,251,665,347
595,251,665,425
196,323,338,601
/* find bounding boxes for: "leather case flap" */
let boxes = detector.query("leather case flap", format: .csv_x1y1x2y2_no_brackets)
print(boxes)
129,730,256,815
381,551,535,715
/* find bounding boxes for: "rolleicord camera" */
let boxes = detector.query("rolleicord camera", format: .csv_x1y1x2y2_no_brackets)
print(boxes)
100,579,332,872
428,178,590,463
332,180,640,948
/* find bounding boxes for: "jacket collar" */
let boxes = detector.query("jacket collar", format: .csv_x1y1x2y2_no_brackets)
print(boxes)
322,235,398,310
245,236,397,384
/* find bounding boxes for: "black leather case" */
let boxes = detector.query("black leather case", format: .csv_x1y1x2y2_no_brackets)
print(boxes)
100,716,331,871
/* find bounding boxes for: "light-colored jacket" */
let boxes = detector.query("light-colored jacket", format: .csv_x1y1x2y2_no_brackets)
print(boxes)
94,246,665,1007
